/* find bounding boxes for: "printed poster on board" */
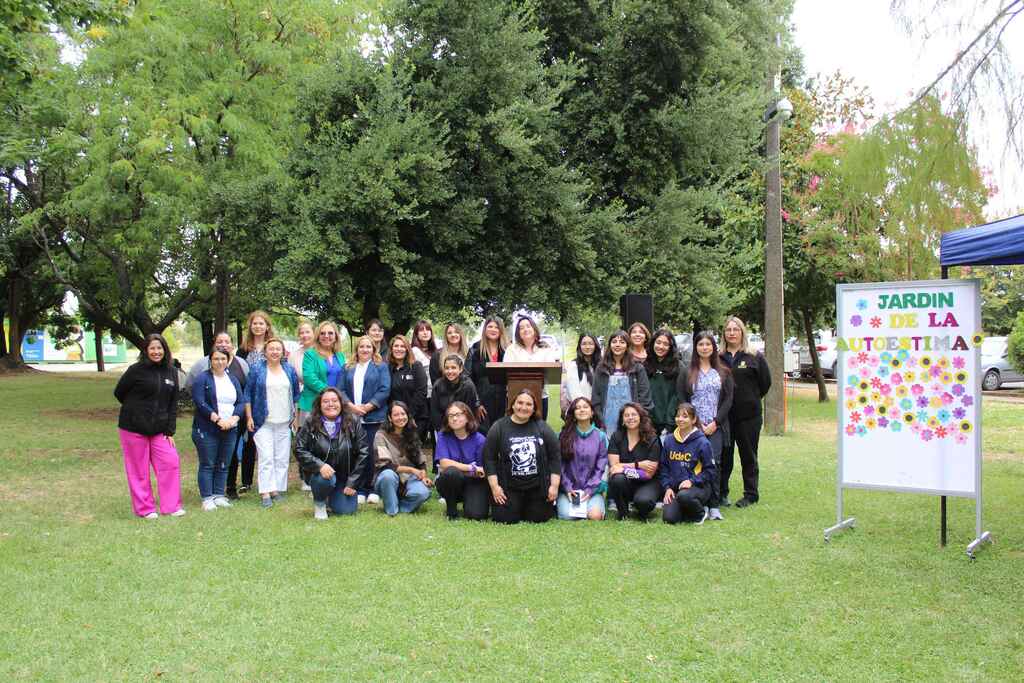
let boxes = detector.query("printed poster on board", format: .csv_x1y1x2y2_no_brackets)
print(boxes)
837,280,981,496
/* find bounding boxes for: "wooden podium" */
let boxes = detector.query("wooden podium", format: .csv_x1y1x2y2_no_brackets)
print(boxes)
485,361,562,419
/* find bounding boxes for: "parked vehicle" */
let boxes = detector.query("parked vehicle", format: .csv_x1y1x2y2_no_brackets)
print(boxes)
797,334,838,378
981,336,1024,390
747,333,765,354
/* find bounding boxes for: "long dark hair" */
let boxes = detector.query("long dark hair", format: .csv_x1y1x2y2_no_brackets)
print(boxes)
384,401,422,461
387,334,415,370
411,320,437,358
559,397,601,461
309,387,356,434
687,330,730,391
139,333,173,369
645,328,680,380
575,334,601,383
616,402,657,445
597,330,634,374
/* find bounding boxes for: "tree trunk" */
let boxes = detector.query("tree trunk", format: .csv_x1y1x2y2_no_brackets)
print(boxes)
94,325,106,372
235,320,243,347
200,319,215,356
802,307,828,403
0,306,7,357
5,279,26,366
214,265,229,333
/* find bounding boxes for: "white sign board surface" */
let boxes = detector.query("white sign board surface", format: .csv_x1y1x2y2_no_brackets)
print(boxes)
837,280,981,497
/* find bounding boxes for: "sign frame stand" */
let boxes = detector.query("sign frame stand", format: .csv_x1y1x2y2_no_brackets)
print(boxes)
822,279,993,559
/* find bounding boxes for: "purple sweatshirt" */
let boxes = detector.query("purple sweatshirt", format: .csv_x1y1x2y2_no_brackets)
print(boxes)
561,426,609,496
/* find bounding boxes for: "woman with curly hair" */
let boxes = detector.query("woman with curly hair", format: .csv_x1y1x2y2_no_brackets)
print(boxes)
372,401,432,516
606,403,662,521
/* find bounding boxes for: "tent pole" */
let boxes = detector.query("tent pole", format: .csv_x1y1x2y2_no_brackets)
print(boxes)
939,264,948,546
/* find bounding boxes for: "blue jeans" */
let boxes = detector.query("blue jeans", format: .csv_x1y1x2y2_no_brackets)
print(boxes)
192,426,237,498
556,492,606,520
373,469,431,516
309,473,358,515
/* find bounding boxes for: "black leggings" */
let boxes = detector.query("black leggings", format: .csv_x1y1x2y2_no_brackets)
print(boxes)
607,474,661,520
722,414,761,502
227,432,256,493
435,467,490,520
662,485,711,524
491,486,554,524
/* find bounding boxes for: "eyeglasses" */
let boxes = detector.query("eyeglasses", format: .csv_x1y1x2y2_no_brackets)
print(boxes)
320,332,336,337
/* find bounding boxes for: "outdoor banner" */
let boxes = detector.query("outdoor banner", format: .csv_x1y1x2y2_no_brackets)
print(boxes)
836,279,981,497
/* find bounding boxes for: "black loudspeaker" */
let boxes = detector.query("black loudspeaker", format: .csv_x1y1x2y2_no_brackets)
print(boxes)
619,294,654,333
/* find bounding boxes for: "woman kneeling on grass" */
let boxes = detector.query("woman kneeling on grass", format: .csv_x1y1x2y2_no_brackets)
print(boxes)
372,402,433,516
295,388,370,520
606,403,662,521
556,397,608,521
434,401,489,520
659,403,716,525
483,389,561,524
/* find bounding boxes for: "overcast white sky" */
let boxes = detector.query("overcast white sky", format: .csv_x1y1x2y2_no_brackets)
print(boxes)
792,0,1023,221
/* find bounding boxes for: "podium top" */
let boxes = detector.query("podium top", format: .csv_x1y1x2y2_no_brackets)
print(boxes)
485,361,562,384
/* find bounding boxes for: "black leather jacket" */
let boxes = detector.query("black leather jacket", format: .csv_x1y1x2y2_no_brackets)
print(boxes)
294,419,370,489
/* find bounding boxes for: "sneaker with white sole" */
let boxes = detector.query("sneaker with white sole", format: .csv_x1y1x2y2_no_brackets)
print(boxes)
694,506,710,525
214,496,232,508
708,507,723,521
170,508,187,517
301,482,312,492
201,498,217,512
313,502,328,521
357,494,367,505
367,493,380,505
143,512,159,520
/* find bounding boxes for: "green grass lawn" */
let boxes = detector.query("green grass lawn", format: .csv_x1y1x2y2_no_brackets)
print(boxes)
1,372,1022,680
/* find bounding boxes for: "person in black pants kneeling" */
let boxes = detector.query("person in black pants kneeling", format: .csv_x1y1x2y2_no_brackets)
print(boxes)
483,389,561,524
607,403,662,521
434,401,489,520
659,403,716,524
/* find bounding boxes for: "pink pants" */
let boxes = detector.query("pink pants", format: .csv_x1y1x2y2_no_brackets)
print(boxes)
118,429,182,516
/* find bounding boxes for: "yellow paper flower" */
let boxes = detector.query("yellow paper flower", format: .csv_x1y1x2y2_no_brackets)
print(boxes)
903,413,915,424
971,333,984,346
959,420,973,433
919,355,933,369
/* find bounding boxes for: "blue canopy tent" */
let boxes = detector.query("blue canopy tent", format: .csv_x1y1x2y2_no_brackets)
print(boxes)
940,213,1024,274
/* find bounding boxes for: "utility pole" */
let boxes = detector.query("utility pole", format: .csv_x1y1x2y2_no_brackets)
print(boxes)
763,43,788,435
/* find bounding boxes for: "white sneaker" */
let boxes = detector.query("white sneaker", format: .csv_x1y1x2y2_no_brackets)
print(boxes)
214,496,232,508
695,506,710,525
143,512,159,520
367,493,380,505
357,494,367,505
170,508,187,517
201,498,217,512
313,502,328,521
709,507,724,521
301,482,312,492
437,497,445,507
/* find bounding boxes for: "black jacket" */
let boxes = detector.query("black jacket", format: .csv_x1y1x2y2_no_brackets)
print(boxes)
676,367,735,447
114,361,179,436
720,350,771,421
429,376,481,431
590,363,654,423
294,419,370,489
389,362,429,426
465,341,506,429
428,349,469,386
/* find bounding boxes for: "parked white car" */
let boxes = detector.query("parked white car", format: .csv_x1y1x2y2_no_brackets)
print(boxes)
798,336,838,378
981,336,1024,390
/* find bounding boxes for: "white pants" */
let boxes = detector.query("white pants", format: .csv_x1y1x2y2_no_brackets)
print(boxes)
254,421,291,494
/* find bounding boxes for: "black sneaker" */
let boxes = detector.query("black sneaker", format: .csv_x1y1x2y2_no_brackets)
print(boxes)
720,496,732,508
226,490,239,500
735,496,757,508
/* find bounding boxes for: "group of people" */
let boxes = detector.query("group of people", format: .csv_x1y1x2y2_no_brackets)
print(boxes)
113,312,771,525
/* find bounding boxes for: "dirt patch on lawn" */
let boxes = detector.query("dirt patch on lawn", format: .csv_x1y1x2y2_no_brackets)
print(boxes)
42,407,120,421
983,451,1022,463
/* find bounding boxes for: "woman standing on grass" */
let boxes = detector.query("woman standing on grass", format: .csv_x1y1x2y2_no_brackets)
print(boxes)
191,348,245,511
466,316,508,432
244,338,300,508
503,316,560,419
387,335,429,430
428,322,469,386
236,310,275,495
184,331,250,392
289,320,316,394
300,321,346,419
676,330,733,520
560,333,601,415
430,355,481,433
606,403,662,521
295,388,370,520
556,397,608,521
660,403,716,524
372,402,432,516
410,320,439,444
114,334,185,519
645,329,683,435
483,389,561,524
591,330,653,431
628,322,652,364
719,316,771,509
341,335,391,503
434,401,489,520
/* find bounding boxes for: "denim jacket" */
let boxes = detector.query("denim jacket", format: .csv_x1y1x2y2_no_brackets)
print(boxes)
244,362,300,431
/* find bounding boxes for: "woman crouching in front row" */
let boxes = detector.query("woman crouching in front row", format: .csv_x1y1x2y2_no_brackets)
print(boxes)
660,403,717,525
295,388,371,520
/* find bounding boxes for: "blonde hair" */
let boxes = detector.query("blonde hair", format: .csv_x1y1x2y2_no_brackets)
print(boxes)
477,316,509,357
315,321,341,354
241,310,275,353
628,322,652,349
296,319,315,337
347,335,383,367
723,316,749,354
441,322,469,358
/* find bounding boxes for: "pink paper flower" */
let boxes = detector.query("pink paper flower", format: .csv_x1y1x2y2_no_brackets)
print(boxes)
911,384,924,396
952,356,965,369
890,373,903,385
